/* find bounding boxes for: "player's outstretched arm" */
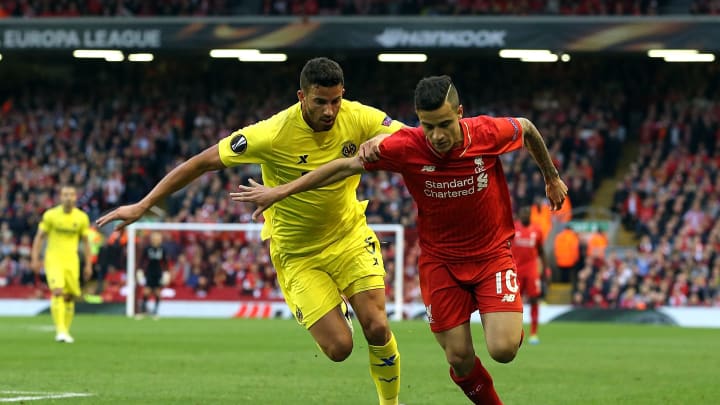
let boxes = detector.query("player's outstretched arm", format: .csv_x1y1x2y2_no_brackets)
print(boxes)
96,145,226,230
82,234,93,281
518,118,568,211
30,229,47,273
230,156,365,221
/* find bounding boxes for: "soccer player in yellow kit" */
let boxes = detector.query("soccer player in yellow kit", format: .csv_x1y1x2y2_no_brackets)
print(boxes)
31,185,92,343
97,57,403,404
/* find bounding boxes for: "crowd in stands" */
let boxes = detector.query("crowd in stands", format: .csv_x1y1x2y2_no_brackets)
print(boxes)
572,83,720,308
690,0,720,14
0,0,231,17
3,57,714,309
0,0,690,17
264,0,665,15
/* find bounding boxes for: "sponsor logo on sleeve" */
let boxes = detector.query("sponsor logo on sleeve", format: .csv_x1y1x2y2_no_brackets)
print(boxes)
230,134,247,154
382,116,393,126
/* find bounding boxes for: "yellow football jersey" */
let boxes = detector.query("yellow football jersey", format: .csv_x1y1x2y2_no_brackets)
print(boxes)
38,205,90,263
218,100,403,254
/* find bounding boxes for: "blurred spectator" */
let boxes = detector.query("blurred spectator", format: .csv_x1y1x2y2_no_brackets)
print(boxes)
530,197,553,241
586,226,609,262
554,224,581,284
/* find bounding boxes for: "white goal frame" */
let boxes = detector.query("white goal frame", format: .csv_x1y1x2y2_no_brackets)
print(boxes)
125,222,405,320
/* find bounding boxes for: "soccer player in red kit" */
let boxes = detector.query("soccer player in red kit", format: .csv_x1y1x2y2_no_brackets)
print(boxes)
231,75,567,404
511,207,547,345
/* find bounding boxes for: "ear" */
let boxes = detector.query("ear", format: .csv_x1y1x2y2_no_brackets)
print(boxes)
297,89,304,103
342,87,346,96
457,104,464,119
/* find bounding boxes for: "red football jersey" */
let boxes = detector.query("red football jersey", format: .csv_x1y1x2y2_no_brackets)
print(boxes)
364,115,523,261
511,221,543,275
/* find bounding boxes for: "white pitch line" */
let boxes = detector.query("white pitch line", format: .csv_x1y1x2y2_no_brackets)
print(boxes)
0,391,94,402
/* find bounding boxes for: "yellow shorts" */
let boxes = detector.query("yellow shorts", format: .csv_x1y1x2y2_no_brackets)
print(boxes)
45,260,81,297
271,226,386,329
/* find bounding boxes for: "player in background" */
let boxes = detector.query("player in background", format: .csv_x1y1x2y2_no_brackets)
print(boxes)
511,207,547,345
97,57,404,405
230,75,567,404
31,185,93,343
137,231,167,320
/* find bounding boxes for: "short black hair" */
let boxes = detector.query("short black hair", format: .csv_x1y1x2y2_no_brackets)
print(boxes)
519,206,531,226
299,57,344,91
414,75,459,111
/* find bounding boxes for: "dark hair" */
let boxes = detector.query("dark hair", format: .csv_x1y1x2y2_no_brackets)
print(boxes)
299,57,344,91
518,206,531,226
414,75,459,111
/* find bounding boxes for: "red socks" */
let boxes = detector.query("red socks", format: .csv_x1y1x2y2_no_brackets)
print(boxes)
449,356,502,405
530,301,539,336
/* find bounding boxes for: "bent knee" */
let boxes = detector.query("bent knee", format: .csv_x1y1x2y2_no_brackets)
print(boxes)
322,339,354,362
445,348,476,371
361,319,390,346
488,341,520,363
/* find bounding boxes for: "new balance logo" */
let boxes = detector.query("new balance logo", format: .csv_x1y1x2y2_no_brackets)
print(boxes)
421,165,435,172
373,355,397,367
501,294,516,303
467,383,485,396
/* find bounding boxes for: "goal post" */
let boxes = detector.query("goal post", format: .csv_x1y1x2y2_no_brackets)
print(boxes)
125,222,405,321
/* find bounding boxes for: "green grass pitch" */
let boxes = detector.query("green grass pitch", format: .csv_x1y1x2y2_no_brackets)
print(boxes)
1,316,719,404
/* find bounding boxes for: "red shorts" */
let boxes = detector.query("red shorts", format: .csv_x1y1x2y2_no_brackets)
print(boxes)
516,264,541,299
419,254,523,333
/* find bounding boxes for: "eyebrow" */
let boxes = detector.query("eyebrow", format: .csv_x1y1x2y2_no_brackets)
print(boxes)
422,119,453,126
313,96,342,102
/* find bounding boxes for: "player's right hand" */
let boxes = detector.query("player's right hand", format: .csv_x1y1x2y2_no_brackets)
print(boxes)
96,203,146,230
545,177,568,211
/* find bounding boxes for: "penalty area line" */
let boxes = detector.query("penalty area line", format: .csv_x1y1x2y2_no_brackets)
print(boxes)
0,391,95,402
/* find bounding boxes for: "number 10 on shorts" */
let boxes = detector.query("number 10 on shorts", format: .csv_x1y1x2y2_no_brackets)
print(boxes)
496,269,519,297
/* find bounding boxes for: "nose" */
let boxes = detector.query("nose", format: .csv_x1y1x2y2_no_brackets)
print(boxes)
323,105,334,117
431,128,444,142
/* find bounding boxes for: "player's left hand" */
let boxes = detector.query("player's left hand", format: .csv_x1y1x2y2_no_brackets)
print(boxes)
83,264,93,281
544,267,553,283
545,177,568,211
96,203,147,230
359,134,390,162
229,178,280,221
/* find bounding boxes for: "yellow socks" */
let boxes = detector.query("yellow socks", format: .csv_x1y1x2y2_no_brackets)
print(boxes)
51,296,67,334
64,300,75,333
368,332,401,405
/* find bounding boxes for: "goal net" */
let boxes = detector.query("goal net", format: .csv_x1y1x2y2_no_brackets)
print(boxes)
125,222,405,320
